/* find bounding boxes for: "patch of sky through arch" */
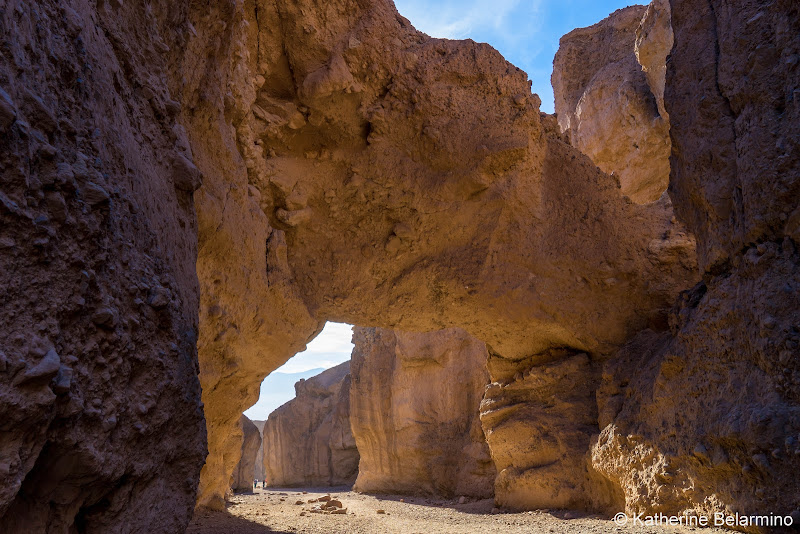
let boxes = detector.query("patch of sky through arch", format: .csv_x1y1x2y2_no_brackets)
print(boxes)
244,322,355,421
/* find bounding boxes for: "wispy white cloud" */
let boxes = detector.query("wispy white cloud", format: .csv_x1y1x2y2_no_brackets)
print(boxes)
395,0,535,40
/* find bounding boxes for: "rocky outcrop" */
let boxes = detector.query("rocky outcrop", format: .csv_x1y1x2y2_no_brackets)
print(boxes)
232,416,262,491
552,5,671,204
189,0,698,509
350,328,495,498
0,0,206,532
480,350,623,511
262,362,359,487
589,0,800,525
635,0,673,120
253,420,266,481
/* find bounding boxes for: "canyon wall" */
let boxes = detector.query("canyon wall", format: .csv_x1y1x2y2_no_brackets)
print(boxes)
187,0,698,509
253,419,266,481
262,362,359,487
552,4,671,204
2,0,796,528
589,0,800,524
350,327,495,498
231,416,262,491
0,0,206,532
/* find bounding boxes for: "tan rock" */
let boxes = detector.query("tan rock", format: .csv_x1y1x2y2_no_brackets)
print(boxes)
188,0,697,510
0,1,206,532
351,327,495,498
12,0,797,527
253,419,266,481
589,0,800,521
552,4,670,204
231,416,262,491
635,0,673,120
262,363,359,486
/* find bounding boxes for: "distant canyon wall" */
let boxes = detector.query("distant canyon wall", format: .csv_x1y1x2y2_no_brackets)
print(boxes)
552,2,672,204
350,327,495,498
253,419,266,481
231,415,261,491
262,362,359,487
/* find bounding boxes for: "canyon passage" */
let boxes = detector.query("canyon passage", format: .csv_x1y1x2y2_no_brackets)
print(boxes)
0,0,798,533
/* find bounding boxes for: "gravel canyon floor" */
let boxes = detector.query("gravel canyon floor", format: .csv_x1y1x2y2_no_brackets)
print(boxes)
188,488,731,534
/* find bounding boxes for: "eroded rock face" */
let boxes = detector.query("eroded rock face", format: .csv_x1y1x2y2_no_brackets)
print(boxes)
0,0,205,531
635,0,673,120
590,0,800,523
253,419,266,481
552,5,671,204
187,0,698,508
262,362,359,486
480,351,623,511
232,416,262,491
350,327,495,498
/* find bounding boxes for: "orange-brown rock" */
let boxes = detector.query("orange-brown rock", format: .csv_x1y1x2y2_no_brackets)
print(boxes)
231,416,262,491
552,5,670,204
350,327,495,498
0,0,206,531
262,362,359,487
635,0,673,120
186,0,698,509
589,0,800,524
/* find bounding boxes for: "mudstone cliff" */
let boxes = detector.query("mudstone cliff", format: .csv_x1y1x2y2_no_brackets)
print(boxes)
231,415,261,491
261,362,359,487
350,327,496,498
0,0,797,531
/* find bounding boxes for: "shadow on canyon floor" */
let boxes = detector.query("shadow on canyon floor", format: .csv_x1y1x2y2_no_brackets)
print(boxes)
188,508,292,534
190,487,731,534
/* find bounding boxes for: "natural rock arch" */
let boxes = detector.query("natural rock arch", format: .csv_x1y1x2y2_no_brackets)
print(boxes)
185,0,696,510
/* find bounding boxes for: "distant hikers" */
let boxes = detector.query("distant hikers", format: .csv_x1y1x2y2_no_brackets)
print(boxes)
253,479,258,490
262,480,266,489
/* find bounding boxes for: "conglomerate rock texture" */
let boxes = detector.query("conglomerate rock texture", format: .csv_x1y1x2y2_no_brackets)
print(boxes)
0,0,207,532
188,0,698,510
552,5,671,204
231,415,261,491
350,327,495,498
588,0,800,526
262,362,359,487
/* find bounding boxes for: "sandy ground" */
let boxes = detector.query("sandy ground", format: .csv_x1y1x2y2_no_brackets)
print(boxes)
188,487,732,534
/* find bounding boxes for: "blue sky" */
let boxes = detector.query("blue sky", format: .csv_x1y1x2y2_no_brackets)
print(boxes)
244,323,354,420
393,0,637,113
